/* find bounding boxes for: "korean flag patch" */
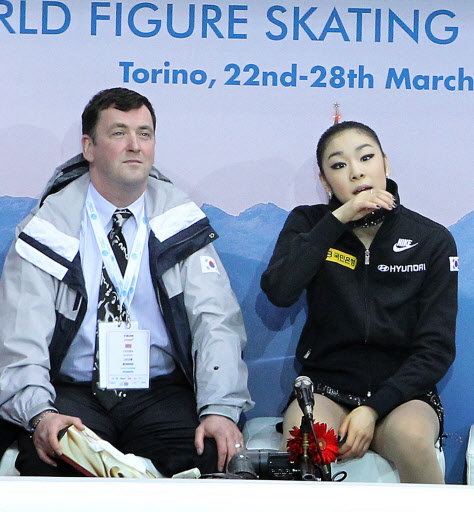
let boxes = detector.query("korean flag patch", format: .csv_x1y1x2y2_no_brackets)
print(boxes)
449,256,459,272
200,255,220,274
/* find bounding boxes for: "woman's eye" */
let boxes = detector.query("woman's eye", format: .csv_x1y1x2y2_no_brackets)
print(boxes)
361,153,374,162
330,162,345,170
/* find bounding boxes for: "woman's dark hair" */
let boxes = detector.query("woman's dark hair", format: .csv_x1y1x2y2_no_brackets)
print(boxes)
316,121,384,176
82,87,156,141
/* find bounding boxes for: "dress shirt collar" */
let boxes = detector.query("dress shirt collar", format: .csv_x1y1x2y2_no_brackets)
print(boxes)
88,182,145,229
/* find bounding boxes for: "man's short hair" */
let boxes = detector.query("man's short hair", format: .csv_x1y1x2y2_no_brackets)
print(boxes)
82,87,156,141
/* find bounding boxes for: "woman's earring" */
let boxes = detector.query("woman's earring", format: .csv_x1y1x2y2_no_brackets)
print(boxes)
327,190,333,200
386,172,390,179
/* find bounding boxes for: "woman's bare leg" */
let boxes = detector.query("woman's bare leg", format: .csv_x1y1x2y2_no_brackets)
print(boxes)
280,394,348,450
371,400,443,484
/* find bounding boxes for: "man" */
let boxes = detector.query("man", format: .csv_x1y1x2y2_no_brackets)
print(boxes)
0,87,253,477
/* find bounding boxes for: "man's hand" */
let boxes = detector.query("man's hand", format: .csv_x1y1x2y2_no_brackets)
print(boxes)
337,406,378,460
32,412,84,466
194,415,244,472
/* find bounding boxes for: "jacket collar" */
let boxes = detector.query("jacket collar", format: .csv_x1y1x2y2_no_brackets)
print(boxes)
39,154,172,206
17,165,210,279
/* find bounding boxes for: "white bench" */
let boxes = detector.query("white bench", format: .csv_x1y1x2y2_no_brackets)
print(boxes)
243,416,445,483
0,419,449,481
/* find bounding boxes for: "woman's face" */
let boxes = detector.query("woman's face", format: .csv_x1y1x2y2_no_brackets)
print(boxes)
320,129,389,204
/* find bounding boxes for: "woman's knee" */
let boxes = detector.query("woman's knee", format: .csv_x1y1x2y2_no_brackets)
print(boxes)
390,425,435,454
374,403,439,458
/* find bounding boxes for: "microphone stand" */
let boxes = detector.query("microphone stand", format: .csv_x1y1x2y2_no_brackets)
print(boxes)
298,415,332,481
294,376,332,481
298,415,317,480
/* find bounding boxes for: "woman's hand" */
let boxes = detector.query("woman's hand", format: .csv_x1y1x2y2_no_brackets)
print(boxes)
337,406,378,460
332,188,396,224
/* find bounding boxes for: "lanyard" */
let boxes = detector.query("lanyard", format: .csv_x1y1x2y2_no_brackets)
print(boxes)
86,189,148,312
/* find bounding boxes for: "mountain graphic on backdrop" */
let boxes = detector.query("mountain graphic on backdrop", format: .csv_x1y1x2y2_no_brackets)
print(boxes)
4,196,470,289
0,196,37,265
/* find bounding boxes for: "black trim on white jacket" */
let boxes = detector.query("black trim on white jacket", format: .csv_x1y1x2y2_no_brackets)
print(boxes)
0,155,253,429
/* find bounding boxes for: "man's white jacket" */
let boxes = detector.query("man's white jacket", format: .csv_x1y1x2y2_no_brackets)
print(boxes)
0,155,253,430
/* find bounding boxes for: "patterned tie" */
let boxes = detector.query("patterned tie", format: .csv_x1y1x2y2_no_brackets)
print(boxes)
92,208,133,409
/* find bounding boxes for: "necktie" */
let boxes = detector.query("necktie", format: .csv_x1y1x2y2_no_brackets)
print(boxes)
92,208,133,409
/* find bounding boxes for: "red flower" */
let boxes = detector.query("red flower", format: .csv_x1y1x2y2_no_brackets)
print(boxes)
287,422,338,466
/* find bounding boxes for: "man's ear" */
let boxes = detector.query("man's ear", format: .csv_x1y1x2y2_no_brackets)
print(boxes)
82,135,94,163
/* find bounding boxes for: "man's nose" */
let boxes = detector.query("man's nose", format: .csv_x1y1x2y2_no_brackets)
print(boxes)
127,134,140,151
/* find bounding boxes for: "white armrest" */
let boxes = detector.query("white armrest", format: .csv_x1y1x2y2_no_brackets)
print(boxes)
0,442,20,476
467,425,474,485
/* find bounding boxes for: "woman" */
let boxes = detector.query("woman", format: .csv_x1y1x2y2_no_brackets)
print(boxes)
260,121,458,483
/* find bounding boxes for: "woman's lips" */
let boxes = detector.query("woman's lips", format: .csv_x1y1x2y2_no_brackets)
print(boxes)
353,185,372,195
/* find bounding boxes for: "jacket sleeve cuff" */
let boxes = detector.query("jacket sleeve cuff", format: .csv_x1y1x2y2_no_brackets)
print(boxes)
364,386,403,420
199,405,241,424
27,402,58,431
306,212,348,253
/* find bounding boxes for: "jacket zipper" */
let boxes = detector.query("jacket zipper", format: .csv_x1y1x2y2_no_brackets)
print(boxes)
166,225,214,252
364,248,370,343
364,248,372,397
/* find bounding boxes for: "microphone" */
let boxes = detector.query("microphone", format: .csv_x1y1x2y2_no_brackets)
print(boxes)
294,376,314,420
293,376,334,481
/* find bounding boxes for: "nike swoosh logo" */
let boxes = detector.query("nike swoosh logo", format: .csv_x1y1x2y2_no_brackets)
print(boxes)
393,243,418,252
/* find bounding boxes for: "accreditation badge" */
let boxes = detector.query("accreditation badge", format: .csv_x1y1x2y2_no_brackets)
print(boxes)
98,322,150,390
